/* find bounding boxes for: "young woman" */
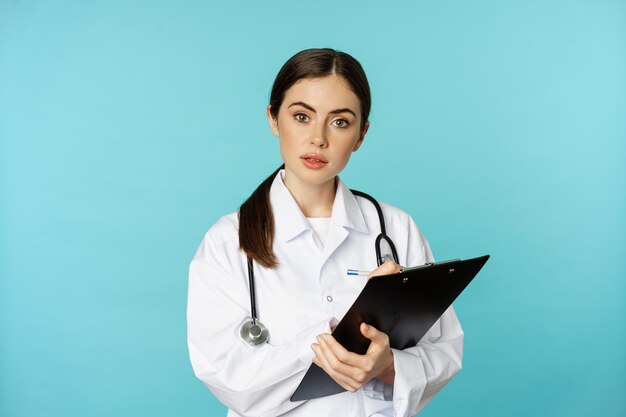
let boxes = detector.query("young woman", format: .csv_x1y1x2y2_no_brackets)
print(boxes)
187,48,463,417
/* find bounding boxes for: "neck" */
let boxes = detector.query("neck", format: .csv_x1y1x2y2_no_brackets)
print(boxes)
283,173,336,218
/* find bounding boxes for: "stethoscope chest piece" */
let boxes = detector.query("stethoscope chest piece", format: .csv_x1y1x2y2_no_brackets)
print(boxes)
240,319,270,346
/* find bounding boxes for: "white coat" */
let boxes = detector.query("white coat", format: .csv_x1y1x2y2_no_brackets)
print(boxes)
187,171,463,417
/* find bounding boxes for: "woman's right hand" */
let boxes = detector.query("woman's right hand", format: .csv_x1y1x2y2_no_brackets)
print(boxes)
367,259,403,279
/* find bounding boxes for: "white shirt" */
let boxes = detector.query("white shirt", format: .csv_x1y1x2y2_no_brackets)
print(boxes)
187,171,463,417
306,217,331,248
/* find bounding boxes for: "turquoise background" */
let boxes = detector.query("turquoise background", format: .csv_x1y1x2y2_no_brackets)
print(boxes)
1,1,624,416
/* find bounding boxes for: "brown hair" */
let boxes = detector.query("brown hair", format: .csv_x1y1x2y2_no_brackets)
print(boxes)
238,48,371,268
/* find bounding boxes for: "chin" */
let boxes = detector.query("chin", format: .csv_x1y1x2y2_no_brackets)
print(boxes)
287,167,337,188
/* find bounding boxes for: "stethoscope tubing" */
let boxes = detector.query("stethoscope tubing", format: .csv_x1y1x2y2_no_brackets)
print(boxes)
246,257,258,324
350,189,399,266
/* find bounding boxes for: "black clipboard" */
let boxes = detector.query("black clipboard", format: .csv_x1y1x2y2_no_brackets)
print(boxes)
290,254,490,401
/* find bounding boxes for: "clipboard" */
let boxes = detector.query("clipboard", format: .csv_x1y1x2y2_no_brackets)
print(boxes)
290,254,490,401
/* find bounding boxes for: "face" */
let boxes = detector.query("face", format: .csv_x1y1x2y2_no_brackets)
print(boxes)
267,75,369,194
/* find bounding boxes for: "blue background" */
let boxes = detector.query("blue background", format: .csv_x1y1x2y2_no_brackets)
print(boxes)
1,1,624,416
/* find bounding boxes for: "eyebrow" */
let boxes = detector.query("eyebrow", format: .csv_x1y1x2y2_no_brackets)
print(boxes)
288,101,357,118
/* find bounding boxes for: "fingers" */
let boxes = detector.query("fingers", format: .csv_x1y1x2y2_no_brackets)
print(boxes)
360,323,389,347
368,259,404,279
311,334,369,392
312,347,360,392
311,328,394,392
318,334,361,366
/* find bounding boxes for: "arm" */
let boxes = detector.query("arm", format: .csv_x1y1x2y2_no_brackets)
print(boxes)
310,309,462,417
311,217,464,416
187,235,332,417
389,217,464,416
313,282,463,417
390,306,463,416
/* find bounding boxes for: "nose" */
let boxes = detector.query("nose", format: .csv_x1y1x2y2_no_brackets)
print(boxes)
309,123,329,148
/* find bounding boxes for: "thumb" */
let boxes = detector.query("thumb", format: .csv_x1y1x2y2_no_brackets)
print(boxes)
368,260,402,279
360,322,383,342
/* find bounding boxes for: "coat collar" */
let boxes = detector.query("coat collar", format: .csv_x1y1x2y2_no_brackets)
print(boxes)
270,170,369,242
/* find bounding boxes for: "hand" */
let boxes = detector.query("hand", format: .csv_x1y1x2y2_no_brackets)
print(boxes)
368,259,404,280
311,323,395,392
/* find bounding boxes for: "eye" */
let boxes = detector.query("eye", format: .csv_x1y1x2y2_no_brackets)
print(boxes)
332,119,350,128
295,113,309,123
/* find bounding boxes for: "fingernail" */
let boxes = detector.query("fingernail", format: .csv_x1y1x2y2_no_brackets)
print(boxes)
362,323,370,331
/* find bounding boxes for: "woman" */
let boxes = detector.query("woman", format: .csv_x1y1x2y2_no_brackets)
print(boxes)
187,48,463,417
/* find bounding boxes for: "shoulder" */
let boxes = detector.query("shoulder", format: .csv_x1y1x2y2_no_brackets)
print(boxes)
348,188,420,233
192,211,240,263
189,211,249,297
378,201,413,224
206,211,240,246
351,190,424,234
377,201,426,240
367,198,433,265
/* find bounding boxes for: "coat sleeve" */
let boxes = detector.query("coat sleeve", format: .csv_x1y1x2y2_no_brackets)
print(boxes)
363,216,464,416
390,306,464,416
187,232,332,417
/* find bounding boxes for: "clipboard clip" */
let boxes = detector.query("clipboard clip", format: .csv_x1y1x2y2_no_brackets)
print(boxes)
400,258,461,274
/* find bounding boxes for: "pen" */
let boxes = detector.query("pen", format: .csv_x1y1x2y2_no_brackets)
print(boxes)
346,266,416,277
346,269,370,277
346,268,402,276
347,254,397,277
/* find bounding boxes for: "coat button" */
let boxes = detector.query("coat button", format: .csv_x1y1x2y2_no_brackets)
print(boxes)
326,295,333,302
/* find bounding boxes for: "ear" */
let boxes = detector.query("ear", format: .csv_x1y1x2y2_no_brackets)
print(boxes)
267,105,280,138
352,121,369,152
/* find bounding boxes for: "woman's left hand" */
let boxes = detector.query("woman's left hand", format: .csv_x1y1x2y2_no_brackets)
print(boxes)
311,322,395,392
368,258,403,280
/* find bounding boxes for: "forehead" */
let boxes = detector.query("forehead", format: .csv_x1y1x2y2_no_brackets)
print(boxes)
282,75,361,113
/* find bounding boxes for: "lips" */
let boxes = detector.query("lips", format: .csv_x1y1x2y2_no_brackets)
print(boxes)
300,154,328,169
300,154,328,163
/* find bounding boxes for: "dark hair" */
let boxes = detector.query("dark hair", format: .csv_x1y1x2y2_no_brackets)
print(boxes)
239,48,371,268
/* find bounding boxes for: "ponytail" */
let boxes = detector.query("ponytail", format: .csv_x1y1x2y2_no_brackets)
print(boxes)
238,165,285,269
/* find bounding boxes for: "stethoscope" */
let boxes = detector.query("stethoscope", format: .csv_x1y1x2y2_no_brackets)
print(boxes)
240,190,399,347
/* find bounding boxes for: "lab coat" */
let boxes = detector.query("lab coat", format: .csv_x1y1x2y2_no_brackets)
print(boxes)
187,171,463,417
